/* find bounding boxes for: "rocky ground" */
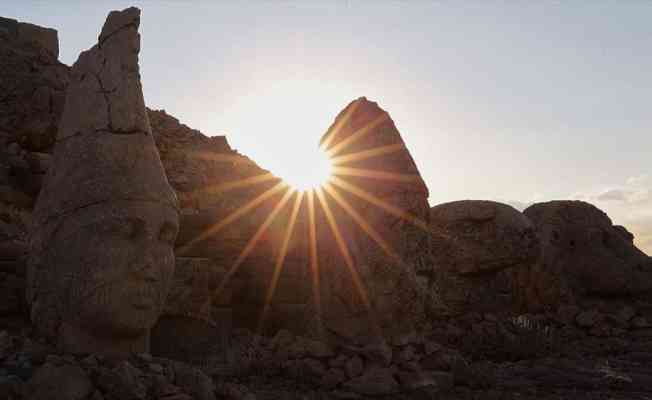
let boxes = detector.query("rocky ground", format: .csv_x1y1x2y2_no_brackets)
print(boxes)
4,312,652,399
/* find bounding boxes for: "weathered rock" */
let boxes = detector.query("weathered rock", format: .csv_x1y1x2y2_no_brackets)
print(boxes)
309,97,430,343
343,366,399,396
429,201,540,275
27,7,179,357
27,363,93,400
172,361,216,400
576,310,603,328
344,355,364,379
396,370,454,392
321,367,346,389
425,200,540,316
0,17,68,153
96,361,146,400
517,201,652,311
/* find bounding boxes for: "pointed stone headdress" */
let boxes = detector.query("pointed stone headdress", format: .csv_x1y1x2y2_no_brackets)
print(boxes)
28,8,178,352
34,7,177,218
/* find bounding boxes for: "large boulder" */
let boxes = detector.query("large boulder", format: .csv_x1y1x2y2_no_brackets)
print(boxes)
307,97,431,343
425,200,540,316
516,200,652,311
0,16,68,152
28,7,179,357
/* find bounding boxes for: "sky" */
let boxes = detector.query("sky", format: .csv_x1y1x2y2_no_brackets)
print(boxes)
4,1,651,255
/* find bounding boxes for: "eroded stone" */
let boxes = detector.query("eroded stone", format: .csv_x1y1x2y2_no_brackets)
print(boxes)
28,7,178,357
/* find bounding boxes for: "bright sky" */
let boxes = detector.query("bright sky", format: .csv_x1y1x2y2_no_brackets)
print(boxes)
5,2,651,254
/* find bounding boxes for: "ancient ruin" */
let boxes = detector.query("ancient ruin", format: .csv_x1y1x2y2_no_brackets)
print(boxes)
27,7,179,357
0,6,651,400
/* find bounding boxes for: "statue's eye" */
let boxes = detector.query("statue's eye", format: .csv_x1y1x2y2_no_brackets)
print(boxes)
159,222,178,245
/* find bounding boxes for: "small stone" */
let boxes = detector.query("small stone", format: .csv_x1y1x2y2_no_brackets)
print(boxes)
617,306,636,322
81,355,99,369
484,313,498,322
149,363,164,374
632,316,651,329
399,361,421,372
344,356,363,379
360,340,392,366
343,367,398,396
45,355,62,365
576,310,602,328
394,345,416,364
172,361,215,400
6,143,21,156
329,354,348,368
304,358,327,378
303,338,334,358
421,349,461,372
27,363,93,400
330,390,361,399
270,329,295,350
424,341,442,356
285,339,307,359
391,331,417,347
321,368,346,389
96,362,146,400
397,370,454,392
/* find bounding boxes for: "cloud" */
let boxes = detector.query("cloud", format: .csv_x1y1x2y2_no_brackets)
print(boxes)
592,188,650,203
627,174,649,186
595,189,628,202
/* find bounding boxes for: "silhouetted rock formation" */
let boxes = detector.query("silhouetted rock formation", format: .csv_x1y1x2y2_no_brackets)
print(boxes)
0,17,67,154
426,200,540,317
0,16,69,334
515,200,652,312
28,7,179,357
312,97,430,343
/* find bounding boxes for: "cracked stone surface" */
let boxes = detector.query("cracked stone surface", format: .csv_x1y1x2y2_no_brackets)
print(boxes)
305,97,431,343
425,200,540,317
514,200,652,312
28,7,179,357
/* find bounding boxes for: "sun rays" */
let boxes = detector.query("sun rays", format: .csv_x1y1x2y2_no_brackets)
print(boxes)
182,105,432,335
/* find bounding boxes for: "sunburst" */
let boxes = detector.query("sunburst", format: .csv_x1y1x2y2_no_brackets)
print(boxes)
183,105,433,337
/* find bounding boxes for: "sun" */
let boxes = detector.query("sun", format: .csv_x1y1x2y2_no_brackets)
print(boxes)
275,146,333,192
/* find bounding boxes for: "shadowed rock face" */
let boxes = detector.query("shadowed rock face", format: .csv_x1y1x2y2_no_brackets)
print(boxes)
0,17,67,154
309,97,431,343
28,7,179,357
517,201,652,311
430,201,539,276
426,200,540,316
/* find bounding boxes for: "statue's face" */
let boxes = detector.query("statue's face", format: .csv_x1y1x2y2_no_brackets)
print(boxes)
528,202,652,296
52,201,178,338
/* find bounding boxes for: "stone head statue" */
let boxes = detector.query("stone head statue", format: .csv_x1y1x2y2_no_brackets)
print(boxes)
522,201,652,309
28,7,179,357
